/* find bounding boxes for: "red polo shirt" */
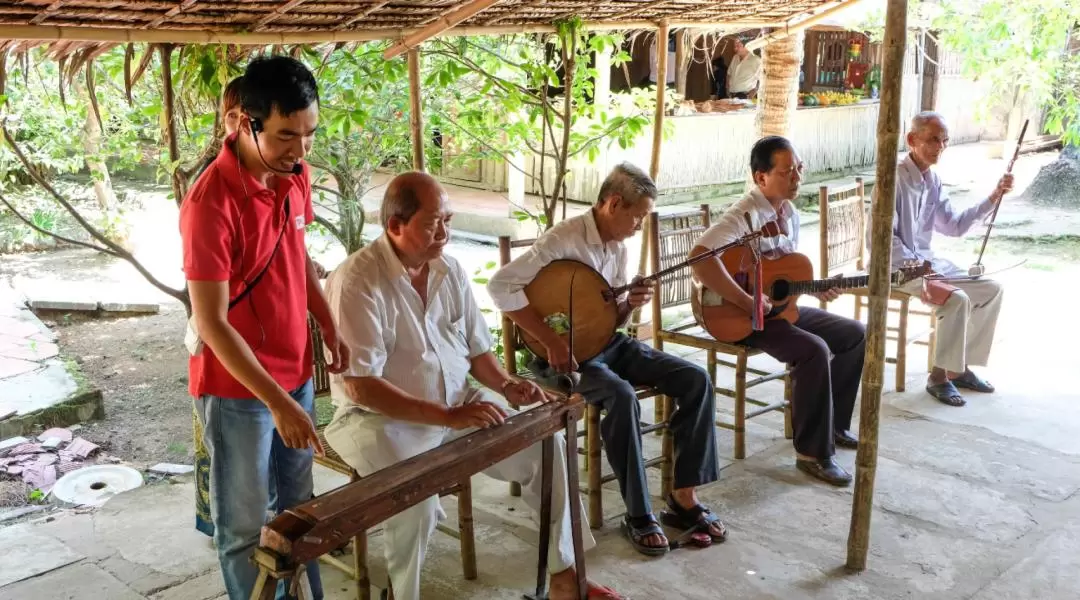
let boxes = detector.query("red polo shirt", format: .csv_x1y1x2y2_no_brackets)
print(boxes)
179,135,314,399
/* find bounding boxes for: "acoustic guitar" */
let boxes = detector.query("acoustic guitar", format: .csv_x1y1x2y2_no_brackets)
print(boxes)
691,247,929,343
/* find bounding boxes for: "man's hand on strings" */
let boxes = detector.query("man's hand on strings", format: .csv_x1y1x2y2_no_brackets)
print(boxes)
445,401,509,430
626,276,653,308
503,378,549,407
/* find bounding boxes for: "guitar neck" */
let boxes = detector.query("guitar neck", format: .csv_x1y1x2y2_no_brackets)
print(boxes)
790,274,870,296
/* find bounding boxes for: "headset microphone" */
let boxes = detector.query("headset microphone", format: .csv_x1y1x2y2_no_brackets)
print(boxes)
249,117,303,176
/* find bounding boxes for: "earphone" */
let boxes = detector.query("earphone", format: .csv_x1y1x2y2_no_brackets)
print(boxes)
249,116,303,176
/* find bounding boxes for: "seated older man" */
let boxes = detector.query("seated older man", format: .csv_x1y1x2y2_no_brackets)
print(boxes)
322,171,621,600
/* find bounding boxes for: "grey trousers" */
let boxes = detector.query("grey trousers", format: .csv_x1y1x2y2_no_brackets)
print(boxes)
534,333,719,518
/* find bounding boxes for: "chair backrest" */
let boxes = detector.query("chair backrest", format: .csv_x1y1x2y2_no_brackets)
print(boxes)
647,204,712,313
818,178,866,278
308,314,331,396
497,235,539,376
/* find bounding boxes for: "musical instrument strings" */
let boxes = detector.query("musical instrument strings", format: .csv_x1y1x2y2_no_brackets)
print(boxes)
972,118,1029,273
604,228,766,300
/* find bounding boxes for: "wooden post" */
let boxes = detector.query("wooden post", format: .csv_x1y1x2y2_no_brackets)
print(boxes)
649,22,669,180
407,47,424,172
674,29,687,96
919,29,939,111
593,42,612,108
846,0,908,573
158,43,183,207
634,21,669,339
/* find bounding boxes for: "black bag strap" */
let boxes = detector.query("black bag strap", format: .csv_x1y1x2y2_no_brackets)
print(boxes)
228,195,290,311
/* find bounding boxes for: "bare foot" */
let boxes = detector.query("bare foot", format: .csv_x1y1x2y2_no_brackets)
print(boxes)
550,568,622,600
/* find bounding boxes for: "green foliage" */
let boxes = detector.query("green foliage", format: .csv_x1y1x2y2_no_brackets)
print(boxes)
425,28,652,229
930,0,1080,144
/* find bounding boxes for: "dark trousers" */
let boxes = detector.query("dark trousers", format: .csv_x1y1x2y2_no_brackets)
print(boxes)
572,333,718,519
742,307,865,460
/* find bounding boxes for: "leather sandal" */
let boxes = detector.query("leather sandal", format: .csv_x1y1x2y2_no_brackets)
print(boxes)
950,370,994,393
621,514,670,557
926,380,966,406
660,494,727,543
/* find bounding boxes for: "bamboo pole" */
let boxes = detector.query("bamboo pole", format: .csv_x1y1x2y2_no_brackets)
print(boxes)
846,0,908,573
407,47,424,171
383,0,502,60
745,0,864,53
634,20,668,341
158,43,184,208
0,19,783,46
649,22,669,180
674,29,687,96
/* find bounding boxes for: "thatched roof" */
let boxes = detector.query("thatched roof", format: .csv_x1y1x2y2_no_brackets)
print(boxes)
0,0,844,50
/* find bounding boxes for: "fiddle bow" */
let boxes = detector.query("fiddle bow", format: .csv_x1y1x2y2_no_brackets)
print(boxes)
971,118,1028,277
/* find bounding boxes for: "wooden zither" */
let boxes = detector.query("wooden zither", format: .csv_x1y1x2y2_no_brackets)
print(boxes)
249,398,590,600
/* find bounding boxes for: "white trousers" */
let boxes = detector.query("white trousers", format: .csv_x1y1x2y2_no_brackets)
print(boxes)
323,390,594,600
900,278,1004,373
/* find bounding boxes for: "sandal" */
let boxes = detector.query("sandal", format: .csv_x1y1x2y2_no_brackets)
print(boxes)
659,494,727,543
926,381,966,406
951,370,994,393
621,514,670,557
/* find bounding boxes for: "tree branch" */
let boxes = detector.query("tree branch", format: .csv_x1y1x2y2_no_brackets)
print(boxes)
431,108,544,183
313,214,343,242
0,193,119,256
1,122,188,307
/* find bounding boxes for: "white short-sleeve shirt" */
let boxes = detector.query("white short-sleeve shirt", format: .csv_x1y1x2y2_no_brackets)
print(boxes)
694,188,799,305
487,209,628,312
324,234,493,412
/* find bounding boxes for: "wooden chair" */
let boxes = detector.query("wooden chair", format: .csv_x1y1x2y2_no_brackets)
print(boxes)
817,180,937,392
647,206,793,460
308,317,477,600
496,236,673,530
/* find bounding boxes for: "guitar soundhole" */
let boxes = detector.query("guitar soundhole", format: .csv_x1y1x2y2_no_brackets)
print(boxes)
771,279,791,301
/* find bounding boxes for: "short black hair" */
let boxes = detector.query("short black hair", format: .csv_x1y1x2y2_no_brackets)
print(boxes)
750,135,795,175
240,55,319,122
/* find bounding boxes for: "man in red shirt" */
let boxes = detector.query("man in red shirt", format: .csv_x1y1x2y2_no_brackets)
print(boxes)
181,55,348,600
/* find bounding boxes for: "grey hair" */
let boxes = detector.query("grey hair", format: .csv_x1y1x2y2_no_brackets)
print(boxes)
379,172,426,231
910,111,946,136
596,162,657,208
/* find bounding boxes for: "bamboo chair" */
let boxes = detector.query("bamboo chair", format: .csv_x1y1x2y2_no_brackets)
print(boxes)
496,236,673,530
817,179,937,392
308,316,477,600
648,206,793,461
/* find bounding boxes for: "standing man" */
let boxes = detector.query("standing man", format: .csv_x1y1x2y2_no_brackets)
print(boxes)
881,111,1011,407
691,136,864,487
181,55,349,599
727,36,761,99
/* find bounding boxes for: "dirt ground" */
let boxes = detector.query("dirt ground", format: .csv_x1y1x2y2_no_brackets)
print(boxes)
46,305,194,467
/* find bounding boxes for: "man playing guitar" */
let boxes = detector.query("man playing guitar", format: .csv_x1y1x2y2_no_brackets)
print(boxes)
488,163,725,556
690,136,865,487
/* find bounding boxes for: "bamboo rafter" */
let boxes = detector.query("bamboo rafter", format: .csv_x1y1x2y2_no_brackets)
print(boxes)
0,0,839,56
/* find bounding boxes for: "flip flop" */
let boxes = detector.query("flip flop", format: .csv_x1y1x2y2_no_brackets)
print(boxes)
926,380,966,406
951,370,995,393
621,514,670,557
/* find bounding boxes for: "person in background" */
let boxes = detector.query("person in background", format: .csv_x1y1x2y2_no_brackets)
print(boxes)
192,75,243,540
727,36,762,99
